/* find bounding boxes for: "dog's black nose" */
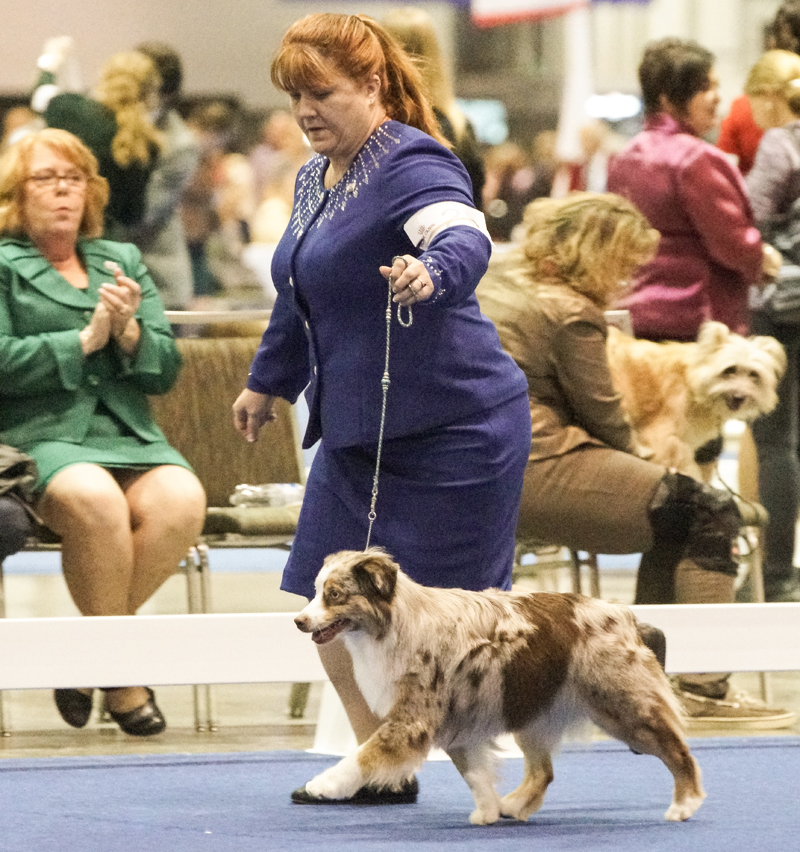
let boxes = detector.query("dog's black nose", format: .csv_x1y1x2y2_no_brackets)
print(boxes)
294,614,310,632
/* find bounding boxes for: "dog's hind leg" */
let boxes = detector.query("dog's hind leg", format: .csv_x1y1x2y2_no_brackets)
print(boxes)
581,673,706,822
498,730,554,822
447,742,502,825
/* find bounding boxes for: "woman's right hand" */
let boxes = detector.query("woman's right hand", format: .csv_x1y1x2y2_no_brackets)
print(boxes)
232,388,278,442
79,302,111,355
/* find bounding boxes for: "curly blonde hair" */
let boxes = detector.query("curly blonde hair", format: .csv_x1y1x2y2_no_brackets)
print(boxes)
745,49,800,116
0,128,110,239
512,193,659,308
270,13,448,147
95,50,163,167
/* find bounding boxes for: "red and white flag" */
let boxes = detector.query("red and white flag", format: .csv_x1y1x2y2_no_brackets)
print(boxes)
471,0,589,27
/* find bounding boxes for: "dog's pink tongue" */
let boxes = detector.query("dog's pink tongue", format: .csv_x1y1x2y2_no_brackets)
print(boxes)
312,620,347,645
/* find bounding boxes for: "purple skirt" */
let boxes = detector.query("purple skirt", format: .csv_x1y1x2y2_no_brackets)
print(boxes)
280,393,531,600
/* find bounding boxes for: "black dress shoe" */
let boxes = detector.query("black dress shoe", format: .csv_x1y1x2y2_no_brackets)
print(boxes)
105,688,166,736
291,776,418,805
54,689,93,728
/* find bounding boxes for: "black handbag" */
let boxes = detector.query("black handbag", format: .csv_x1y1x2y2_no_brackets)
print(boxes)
0,444,39,519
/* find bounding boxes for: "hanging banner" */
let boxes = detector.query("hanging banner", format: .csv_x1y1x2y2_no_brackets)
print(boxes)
471,0,588,27
472,0,650,27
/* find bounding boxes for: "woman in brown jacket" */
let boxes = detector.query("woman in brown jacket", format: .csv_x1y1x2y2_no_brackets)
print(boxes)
478,192,793,728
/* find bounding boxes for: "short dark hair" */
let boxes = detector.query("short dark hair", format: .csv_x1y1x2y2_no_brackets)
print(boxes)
772,2,800,53
136,41,183,99
638,38,715,115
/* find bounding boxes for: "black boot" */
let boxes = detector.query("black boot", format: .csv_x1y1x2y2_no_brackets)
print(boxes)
636,622,667,670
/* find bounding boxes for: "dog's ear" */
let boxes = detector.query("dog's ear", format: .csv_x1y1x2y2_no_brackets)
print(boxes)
695,321,729,353
352,552,398,601
749,335,787,378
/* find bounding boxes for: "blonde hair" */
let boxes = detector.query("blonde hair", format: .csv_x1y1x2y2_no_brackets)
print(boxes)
270,13,447,146
745,49,800,115
0,128,109,238
382,6,466,138
514,193,659,308
94,51,163,167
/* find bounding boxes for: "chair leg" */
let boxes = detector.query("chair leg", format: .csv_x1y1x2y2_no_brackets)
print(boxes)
569,550,582,594
587,552,601,598
0,559,8,736
288,682,311,719
184,545,218,732
742,527,771,703
569,551,602,598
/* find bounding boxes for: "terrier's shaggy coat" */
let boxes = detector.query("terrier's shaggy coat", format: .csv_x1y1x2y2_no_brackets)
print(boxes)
295,549,705,825
606,321,786,478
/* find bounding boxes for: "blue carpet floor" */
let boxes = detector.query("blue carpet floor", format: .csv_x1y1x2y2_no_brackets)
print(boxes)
1,738,798,851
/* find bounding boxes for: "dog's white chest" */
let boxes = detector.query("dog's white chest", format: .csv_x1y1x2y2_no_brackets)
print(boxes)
345,635,399,717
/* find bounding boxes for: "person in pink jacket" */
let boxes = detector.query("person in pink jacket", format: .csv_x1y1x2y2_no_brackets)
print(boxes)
607,38,780,341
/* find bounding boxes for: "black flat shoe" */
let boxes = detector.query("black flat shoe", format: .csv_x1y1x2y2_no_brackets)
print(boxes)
54,689,93,728
291,776,418,805
105,688,166,737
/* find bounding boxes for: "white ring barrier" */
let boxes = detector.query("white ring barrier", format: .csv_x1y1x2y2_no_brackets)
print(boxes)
0,612,325,690
1,604,800,691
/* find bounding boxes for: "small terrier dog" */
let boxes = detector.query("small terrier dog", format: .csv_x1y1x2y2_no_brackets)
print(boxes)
606,321,786,477
295,549,705,826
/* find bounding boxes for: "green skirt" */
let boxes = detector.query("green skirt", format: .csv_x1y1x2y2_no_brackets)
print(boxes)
26,408,192,491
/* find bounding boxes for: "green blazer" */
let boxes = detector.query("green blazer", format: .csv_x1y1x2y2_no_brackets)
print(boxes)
0,237,181,452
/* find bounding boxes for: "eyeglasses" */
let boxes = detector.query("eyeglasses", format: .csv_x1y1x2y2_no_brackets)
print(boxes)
26,170,88,190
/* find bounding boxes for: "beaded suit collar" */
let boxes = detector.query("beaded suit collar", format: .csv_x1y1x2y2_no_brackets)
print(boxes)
289,122,404,237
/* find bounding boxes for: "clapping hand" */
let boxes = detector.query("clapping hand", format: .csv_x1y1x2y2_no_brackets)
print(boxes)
79,300,112,355
99,261,142,353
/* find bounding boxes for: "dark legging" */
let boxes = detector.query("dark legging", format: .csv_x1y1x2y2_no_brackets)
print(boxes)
750,310,800,584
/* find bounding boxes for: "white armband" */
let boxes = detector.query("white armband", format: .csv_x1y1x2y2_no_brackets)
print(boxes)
403,201,491,251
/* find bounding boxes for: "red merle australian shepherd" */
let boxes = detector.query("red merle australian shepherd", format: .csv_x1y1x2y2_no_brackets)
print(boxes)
294,548,705,825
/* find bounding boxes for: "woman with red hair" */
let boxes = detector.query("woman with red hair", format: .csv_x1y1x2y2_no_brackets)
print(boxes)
233,13,531,805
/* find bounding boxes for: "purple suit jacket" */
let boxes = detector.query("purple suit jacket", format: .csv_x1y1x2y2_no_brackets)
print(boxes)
247,121,527,449
607,113,763,339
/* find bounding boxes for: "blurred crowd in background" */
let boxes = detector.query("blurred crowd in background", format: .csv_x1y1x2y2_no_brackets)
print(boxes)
0,4,782,314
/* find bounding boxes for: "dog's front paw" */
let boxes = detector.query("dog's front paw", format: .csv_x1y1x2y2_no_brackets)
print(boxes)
664,793,705,822
305,762,363,801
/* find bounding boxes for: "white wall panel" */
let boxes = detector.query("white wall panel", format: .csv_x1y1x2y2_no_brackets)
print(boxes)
0,1,455,108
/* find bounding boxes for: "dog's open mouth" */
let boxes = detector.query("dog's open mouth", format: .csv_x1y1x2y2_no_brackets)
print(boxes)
311,619,350,645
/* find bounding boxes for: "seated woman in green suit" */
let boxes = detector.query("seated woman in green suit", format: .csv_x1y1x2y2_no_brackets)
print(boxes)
0,128,206,736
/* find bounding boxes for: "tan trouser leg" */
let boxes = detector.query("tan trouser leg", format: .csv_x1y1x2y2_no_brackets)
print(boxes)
674,559,735,697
